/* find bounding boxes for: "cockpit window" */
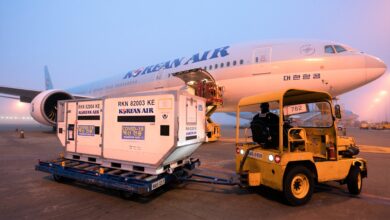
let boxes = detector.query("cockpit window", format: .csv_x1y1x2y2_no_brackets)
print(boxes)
324,45,335,54
334,45,347,53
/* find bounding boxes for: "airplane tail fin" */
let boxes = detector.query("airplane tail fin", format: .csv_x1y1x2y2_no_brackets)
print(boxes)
44,65,54,90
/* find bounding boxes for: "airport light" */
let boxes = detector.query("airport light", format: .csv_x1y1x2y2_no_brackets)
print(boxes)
379,90,389,122
372,90,389,122
0,115,32,120
372,97,381,122
16,102,25,108
379,90,388,97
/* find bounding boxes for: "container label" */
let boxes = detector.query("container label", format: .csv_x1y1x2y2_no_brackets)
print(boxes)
77,125,95,136
78,103,101,115
186,126,197,139
186,98,197,125
158,98,173,109
122,126,145,140
117,98,156,115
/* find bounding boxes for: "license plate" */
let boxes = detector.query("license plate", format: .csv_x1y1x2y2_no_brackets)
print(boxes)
151,178,165,190
248,150,263,160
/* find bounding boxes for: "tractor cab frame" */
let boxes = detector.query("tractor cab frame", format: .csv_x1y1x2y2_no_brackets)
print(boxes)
235,89,367,205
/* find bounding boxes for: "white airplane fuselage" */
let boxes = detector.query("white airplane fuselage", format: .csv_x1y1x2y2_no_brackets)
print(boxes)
67,40,386,112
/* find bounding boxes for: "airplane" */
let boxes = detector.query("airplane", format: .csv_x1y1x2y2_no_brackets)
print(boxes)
0,39,387,127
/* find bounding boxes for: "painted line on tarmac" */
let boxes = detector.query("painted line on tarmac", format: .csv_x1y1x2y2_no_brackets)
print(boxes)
198,165,236,176
219,137,241,143
359,145,390,154
361,193,390,205
220,138,390,154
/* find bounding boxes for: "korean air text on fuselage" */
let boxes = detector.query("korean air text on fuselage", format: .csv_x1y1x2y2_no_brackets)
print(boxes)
123,46,230,79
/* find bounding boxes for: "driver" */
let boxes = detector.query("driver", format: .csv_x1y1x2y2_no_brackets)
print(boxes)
250,102,279,148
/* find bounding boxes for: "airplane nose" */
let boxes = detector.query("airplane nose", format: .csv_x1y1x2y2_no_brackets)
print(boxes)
365,55,387,82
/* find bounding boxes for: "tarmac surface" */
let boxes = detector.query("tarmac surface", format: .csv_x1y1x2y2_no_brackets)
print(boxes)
0,124,389,219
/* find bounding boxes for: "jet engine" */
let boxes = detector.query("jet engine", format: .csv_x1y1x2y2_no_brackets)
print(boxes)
30,90,74,126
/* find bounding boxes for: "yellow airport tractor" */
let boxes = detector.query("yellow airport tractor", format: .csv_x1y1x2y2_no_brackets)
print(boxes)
235,89,367,206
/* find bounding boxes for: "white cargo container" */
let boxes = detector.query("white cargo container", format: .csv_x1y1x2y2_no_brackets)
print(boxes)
57,99,104,163
57,90,206,174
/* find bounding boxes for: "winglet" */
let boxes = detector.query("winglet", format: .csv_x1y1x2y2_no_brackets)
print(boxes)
44,65,53,90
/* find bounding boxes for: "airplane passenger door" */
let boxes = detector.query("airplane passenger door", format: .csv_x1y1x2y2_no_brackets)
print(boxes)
253,47,272,64
154,69,167,90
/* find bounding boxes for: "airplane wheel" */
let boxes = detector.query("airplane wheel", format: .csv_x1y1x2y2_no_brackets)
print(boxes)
283,166,314,206
347,166,362,195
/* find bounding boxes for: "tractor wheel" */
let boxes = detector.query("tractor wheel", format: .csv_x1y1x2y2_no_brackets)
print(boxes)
347,166,362,195
283,166,314,206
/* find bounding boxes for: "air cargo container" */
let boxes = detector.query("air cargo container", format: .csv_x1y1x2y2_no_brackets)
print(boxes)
56,90,206,175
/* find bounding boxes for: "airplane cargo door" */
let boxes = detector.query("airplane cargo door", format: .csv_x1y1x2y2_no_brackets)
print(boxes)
65,102,77,153
253,47,272,64
75,100,103,156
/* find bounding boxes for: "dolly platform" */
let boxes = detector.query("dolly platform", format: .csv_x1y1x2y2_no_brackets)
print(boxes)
36,157,235,196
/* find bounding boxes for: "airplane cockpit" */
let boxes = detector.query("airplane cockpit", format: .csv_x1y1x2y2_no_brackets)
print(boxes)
324,44,352,54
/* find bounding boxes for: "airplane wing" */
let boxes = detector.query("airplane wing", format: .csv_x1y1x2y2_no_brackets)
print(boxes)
225,112,255,121
0,86,90,103
0,86,41,103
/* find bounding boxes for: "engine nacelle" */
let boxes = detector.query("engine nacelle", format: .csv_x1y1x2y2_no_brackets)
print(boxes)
30,90,74,126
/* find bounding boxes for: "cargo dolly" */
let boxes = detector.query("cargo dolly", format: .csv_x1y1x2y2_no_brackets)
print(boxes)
35,88,368,205
36,157,237,197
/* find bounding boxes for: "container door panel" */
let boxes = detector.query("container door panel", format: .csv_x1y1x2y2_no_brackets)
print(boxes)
66,102,77,152
75,100,103,156
56,101,66,147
